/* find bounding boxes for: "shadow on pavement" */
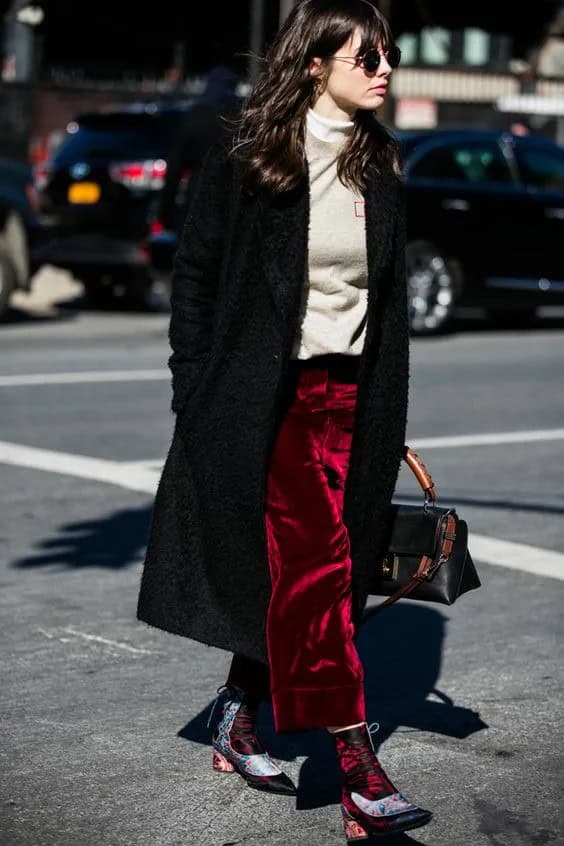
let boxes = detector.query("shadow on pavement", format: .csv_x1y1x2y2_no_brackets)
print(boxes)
2,302,81,325
180,604,487,812
12,505,487,824
390,492,564,518
11,505,152,570
3,287,168,325
55,293,170,314
450,310,564,334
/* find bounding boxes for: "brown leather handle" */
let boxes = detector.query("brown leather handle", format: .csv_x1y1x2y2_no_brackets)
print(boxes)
365,449,443,619
404,446,437,503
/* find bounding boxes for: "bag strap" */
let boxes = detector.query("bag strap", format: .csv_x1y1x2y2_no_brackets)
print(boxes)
368,556,433,616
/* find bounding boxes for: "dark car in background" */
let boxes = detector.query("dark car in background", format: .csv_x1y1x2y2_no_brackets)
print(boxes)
0,158,38,319
31,102,196,305
147,127,564,334
33,113,564,331
32,66,243,307
401,129,564,333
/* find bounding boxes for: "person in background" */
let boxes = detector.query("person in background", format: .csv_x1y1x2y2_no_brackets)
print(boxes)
157,64,243,231
535,9,564,79
509,119,531,136
137,2,433,841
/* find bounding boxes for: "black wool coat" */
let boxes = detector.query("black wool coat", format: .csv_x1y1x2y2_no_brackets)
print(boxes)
136,134,410,664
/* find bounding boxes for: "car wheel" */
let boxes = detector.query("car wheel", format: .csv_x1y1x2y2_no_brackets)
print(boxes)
80,270,153,310
80,271,117,308
112,269,153,309
406,240,460,335
0,252,17,320
486,307,537,328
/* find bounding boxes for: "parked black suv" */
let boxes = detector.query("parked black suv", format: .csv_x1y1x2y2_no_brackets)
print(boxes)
147,127,564,334
33,65,244,307
32,101,197,305
34,114,564,330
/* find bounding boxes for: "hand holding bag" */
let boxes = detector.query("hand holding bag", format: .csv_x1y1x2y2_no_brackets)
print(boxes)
368,447,481,614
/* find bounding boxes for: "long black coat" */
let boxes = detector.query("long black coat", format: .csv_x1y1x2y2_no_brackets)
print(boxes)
136,134,409,664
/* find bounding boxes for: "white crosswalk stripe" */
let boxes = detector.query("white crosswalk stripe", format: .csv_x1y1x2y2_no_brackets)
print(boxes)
0,369,168,387
0,439,562,582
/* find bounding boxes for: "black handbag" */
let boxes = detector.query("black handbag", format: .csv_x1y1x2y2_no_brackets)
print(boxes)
367,446,481,614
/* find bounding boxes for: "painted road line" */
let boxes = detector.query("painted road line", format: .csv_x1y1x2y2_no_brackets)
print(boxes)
1,440,563,581
63,627,156,654
0,440,158,494
411,429,564,449
121,459,165,471
36,627,156,655
468,535,563,581
1,365,563,453
0,369,168,387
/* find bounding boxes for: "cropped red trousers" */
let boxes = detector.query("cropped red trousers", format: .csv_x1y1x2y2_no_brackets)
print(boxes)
228,354,366,732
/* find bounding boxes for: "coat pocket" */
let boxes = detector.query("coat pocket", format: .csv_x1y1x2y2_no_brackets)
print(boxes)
174,354,217,424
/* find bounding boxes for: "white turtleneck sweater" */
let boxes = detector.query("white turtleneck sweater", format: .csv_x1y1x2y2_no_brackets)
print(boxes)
291,108,369,360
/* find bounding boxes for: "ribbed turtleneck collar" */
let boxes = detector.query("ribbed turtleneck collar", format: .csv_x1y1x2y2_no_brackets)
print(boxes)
306,108,355,144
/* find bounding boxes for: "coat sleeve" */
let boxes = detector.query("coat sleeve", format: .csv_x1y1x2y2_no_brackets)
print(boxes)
167,138,231,414
386,175,409,444
351,177,410,622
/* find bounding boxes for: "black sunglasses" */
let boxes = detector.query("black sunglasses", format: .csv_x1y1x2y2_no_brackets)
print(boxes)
332,44,402,73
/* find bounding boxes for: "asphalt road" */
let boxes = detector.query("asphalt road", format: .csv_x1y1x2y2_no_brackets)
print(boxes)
1,285,563,846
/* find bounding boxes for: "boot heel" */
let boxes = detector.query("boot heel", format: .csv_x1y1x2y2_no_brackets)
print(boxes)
341,806,368,842
212,749,235,773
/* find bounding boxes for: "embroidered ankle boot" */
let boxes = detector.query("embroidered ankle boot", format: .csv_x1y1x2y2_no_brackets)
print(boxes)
333,722,432,841
210,686,296,796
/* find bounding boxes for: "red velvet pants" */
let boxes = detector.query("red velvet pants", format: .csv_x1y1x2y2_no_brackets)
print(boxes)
228,355,366,732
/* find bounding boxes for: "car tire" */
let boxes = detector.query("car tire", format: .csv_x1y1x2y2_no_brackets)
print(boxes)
486,307,538,328
406,240,460,335
0,252,17,320
113,269,153,309
80,271,118,308
81,269,153,310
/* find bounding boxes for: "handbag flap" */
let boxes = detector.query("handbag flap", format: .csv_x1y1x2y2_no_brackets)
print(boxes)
387,504,457,556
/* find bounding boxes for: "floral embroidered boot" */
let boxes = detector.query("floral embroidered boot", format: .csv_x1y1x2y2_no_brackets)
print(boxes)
210,685,296,795
333,722,432,841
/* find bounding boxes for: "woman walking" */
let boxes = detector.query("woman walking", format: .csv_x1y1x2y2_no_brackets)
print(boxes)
137,0,432,840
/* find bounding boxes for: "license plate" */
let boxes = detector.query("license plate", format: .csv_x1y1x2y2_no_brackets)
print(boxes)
68,182,101,204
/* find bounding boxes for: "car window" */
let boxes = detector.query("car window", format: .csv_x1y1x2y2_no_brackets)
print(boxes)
515,144,564,191
53,113,182,165
410,141,513,184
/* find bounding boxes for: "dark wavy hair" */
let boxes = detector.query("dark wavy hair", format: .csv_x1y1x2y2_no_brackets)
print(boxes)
229,0,401,195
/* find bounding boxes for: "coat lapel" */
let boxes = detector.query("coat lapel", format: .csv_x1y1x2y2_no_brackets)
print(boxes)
362,166,398,354
364,166,397,295
258,183,309,334
259,163,397,342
